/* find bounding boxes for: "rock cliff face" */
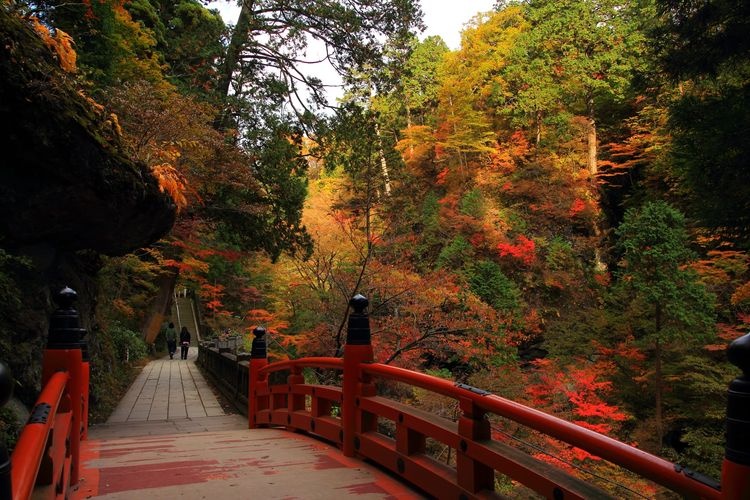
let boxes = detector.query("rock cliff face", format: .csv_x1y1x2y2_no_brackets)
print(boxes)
0,9,175,255
0,8,176,402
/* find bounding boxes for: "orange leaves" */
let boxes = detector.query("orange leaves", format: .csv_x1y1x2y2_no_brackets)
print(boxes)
568,198,587,217
164,256,208,276
732,281,750,306
435,167,449,186
706,316,750,351
593,271,611,287
245,309,289,336
29,17,77,73
200,283,227,316
152,163,189,211
486,131,530,173
245,308,274,323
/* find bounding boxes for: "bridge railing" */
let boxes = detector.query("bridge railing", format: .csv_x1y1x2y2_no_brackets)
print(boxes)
229,294,750,499
199,341,250,411
1,287,89,500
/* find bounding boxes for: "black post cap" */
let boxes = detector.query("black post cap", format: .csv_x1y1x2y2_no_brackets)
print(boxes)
728,332,750,377
725,332,750,466
47,286,86,349
251,326,267,359
346,294,371,346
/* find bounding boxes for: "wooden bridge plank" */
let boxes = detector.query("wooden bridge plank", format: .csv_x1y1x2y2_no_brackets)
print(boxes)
75,428,421,499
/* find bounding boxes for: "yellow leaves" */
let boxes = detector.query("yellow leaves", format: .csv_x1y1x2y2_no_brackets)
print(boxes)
29,17,77,73
104,113,122,137
78,91,105,114
395,125,436,174
52,28,76,72
151,163,189,211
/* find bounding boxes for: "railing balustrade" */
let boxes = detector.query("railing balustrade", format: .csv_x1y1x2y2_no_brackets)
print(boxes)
200,294,750,499
4,287,89,500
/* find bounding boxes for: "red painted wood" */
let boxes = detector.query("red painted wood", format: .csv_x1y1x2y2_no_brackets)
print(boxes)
42,348,83,486
362,363,721,499
721,459,750,500
249,357,723,498
11,371,69,500
248,357,268,429
342,344,372,457
80,361,90,441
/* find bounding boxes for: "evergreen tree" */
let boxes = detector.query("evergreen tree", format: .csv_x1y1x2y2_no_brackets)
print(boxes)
614,201,715,448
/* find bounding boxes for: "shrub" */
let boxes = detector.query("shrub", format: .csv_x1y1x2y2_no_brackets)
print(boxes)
467,260,521,312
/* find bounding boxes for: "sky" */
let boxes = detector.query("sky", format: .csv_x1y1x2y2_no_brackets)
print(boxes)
208,0,497,103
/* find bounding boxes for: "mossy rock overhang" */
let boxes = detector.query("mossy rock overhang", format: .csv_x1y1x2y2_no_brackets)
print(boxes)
0,8,176,256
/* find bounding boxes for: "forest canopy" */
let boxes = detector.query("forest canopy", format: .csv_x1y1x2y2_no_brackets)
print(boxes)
2,0,749,493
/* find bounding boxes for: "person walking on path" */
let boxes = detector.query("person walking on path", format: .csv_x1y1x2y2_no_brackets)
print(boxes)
165,322,177,359
180,326,191,360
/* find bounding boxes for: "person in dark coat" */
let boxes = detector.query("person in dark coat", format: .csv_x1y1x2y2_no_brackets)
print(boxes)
179,326,191,360
165,322,177,359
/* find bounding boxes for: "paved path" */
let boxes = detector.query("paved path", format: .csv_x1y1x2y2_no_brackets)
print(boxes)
76,350,422,499
104,347,222,424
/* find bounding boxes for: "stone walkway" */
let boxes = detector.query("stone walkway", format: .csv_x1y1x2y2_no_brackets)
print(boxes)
105,347,223,424
76,348,422,499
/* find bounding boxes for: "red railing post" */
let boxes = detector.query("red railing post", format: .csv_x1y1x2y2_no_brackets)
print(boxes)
457,398,494,494
41,287,86,486
248,326,268,429
721,332,750,499
287,365,305,424
81,342,90,441
342,294,373,457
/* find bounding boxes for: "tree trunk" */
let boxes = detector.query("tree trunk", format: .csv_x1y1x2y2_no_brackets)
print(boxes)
586,95,597,177
215,2,253,128
535,109,542,145
406,105,414,156
141,269,178,344
374,123,391,196
586,93,606,271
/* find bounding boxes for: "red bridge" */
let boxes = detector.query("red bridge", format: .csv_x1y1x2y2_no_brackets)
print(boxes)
2,290,749,499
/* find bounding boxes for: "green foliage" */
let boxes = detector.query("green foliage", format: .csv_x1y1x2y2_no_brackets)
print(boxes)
127,0,226,97
467,260,521,313
654,0,750,79
38,0,168,88
459,189,485,218
402,36,450,125
663,353,733,477
0,248,38,404
0,248,29,312
650,0,750,247
217,111,313,261
436,236,474,270
0,406,21,449
545,237,575,271
615,201,715,343
668,82,750,247
0,249,29,445
421,192,441,231
108,323,149,363
96,253,161,331
88,322,148,423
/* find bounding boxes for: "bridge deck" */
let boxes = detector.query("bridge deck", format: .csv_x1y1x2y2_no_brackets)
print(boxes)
74,350,421,499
